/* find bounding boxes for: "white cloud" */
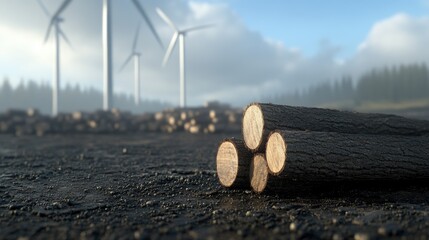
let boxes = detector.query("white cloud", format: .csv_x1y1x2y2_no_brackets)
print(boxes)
0,0,344,106
1,1,429,108
349,13,429,76
358,14,426,52
0,24,51,84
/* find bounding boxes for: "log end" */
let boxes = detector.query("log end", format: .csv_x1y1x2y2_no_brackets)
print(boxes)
250,154,268,193
266,131,287,175
216,140,239,187
243,104,264,151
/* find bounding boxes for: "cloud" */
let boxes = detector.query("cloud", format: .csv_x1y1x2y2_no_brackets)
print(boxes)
154,1,349,104
0,24,51,83
1,0,345,106
1,1,429,108
349,13,429,76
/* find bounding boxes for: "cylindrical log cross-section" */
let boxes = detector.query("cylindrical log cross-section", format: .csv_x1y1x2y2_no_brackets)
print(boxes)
250,153,269,193
265,130,429,182
250,153,298,193
216,138,253,188
242,103,429,151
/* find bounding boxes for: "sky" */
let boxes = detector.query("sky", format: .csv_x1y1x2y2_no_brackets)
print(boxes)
227,0,429,58
0,0,429,107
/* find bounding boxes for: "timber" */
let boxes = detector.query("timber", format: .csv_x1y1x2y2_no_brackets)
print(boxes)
216,138,253,188
250,154,269,193
250,153,290,193
242,103,429,151
265,130,429,182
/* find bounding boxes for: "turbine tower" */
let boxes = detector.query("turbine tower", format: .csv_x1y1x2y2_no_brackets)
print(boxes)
157,8,213,108
38,0,73,116
102,0,163,110
119,23,142,106
102,0,112,111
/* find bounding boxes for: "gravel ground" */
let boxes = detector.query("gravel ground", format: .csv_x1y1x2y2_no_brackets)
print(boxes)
1,133,429,240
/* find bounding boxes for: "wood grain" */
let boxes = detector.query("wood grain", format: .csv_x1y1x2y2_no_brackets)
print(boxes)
216,138,253,188
250,154,269,193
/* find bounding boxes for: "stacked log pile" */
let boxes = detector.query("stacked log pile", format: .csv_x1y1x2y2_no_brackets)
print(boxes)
0,104,241,136
216,103,429,193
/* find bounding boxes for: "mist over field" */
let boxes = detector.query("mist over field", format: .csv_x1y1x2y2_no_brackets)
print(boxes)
0,78,169,114
267,63,429,110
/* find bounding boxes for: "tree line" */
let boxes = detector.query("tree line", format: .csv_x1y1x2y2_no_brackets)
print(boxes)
268,63,429,108
0,79,170,114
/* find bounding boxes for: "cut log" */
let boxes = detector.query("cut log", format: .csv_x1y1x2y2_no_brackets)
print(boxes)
216,138,253,188
243,103,429,151
265,130,429,182
250,153,288,193
208,123,241,134
250,153,270,193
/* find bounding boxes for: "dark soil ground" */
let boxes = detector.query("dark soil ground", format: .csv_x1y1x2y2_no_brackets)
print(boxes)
1,133,429,240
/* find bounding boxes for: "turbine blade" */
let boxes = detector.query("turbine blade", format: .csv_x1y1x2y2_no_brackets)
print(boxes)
37,0,51,17
162,32,179,67
51,0,72,20
132,22,141,52
182,24,215,33
45,0,73,43
131,0,164,49
156,8,177,31
58,27,73,49
119,54,134,72
44,24,53,43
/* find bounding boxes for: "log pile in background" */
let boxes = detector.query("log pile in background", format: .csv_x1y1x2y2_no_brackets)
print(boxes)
0,102,242,136
216,103,429,193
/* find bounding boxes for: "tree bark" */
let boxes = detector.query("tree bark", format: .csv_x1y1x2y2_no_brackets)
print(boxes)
216,138,253,189
265,130,429,184
242,103,429,152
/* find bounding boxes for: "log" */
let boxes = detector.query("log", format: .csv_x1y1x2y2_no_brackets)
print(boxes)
249,153,270,193
265,130,429,182
188,125,200,134
249,153,293,193
243,103,429,151
208,123,241,133
216,138,253,188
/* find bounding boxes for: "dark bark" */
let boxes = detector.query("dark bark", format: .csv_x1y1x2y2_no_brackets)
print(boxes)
270,130,429,185
247,103,429,151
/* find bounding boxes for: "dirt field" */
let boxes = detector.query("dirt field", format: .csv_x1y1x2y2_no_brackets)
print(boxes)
1,133,429,240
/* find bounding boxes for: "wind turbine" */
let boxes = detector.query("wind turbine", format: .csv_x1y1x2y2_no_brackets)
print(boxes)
38,0,73,116
157,8,213,108
119,23,142,106
102,0,163,110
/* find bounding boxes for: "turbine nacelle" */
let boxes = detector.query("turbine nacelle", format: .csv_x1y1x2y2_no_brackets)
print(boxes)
36,0,73,116
38,0,73,46
55,17,65,23
157,7,214,67
156,7,214,108
119,23,142,72
42,0,72,43
118,21,145,107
